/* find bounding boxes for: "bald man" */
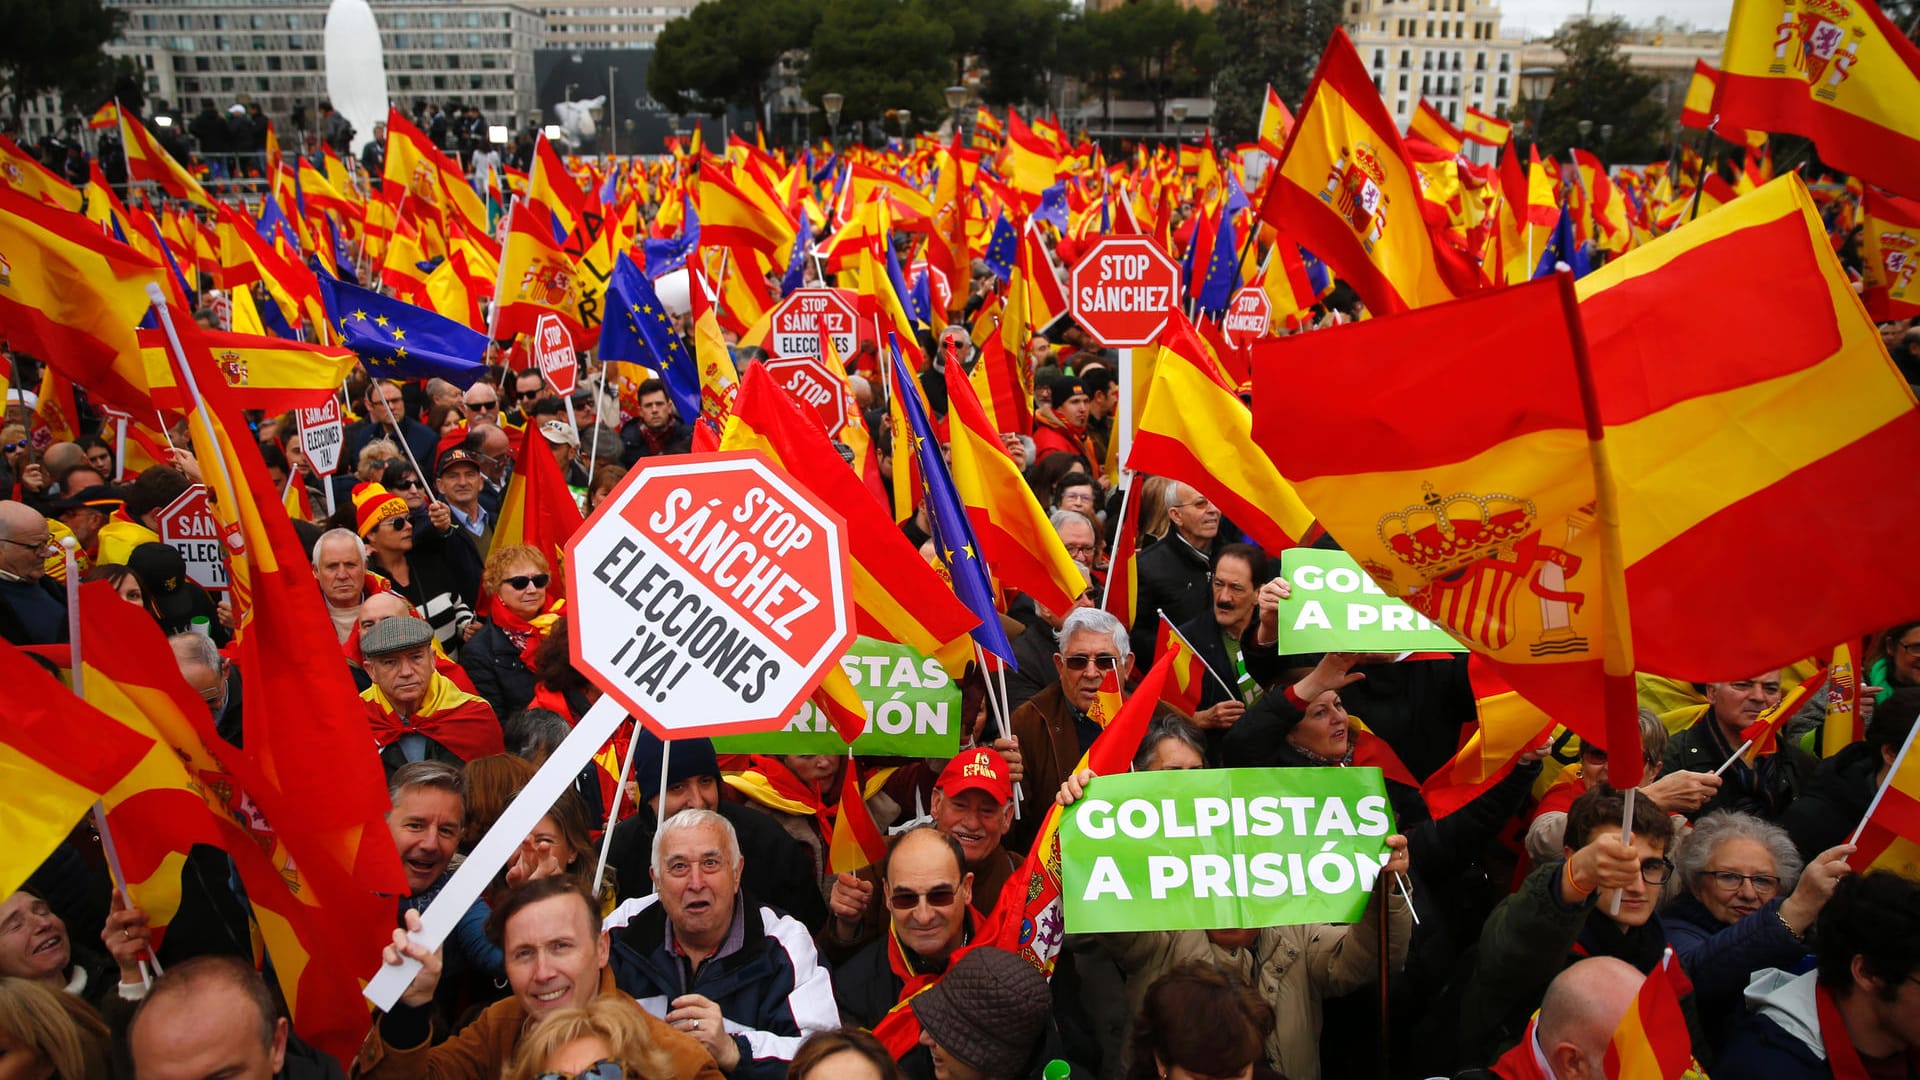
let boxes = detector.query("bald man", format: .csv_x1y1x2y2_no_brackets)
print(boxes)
0,500,63,645
130,955,289,1080
1488,956,1647,1080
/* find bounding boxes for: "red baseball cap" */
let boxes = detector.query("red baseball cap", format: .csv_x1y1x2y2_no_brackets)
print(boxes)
936,747,1013,805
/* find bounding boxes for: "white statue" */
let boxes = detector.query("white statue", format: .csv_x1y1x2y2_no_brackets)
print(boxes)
551,96,606,150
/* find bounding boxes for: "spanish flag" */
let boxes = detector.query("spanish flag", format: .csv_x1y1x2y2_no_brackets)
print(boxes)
1258,85,1296,157
1131,315,1315,554
828,751,888,873
1679,60,1753,142
836,163,934,233
701,165,798,258
720,364,978,672
382,107,489,236
1409,98,1465,155
0,643,152,900
86,100,119,130
1714,0,1920,200
1155,614,1211,717
974,106,1004,141
1854,712,1920,877
943,358,1087,618
1602,950,1697,1079
495,205,587,343
1861,190,1920,321
492,400,586,595
1101,481,1142,633
117,108,215,209
0,134,82,212
141,328,356,414
1461,106,1512,147
1822,641,1864,759
1260,28,1475,315
1001,110,1061,207
966,306,1033,436
529,131,591,248
0,187,162,413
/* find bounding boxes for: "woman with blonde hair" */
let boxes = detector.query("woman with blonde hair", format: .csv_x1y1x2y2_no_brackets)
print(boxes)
503,995,677,1080
461,544,562,722
0,977,110,1080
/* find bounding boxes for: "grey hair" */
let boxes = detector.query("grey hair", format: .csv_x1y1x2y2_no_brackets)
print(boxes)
167,631,222,672
1057,606,1129,657
386,759,465,810
1675,810,1805,897
1635,707,1668,767
650,807,742,880
1048,508,1096,536
311,526,365,567
1131,715,1206,772
505,708,572,763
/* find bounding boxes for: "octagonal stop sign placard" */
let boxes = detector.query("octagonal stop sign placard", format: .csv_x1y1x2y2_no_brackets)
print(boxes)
762,354,852,439
1069,237,1182,348
566,450,854,738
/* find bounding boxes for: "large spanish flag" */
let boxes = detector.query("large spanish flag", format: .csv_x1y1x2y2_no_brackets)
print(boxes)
1862,190,1920,322
1132,314,1315,554
141,327,357,414
1253,275,1645,782
495,204,588,343
944,357,1087,617
0,187,162,413
0,134,82,212
1259,28,1475,315
1714,0,1920,200
383,107,489,236
117,108,215,209
1420,658,1553,818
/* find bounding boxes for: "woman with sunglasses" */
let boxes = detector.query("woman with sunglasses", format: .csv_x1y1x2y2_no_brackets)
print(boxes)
1663,810,1854,1055
503,995,679,1080
460,545,561,723
352,481,476,659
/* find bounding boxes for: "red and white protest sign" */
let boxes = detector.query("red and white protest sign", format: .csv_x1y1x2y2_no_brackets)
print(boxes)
157,485,227,593
762,354,853,439
297,398,344,477
1070,237,1182,348
1222,287,1272,347
566,450,854,738
768,288,859,361
534,312,578,397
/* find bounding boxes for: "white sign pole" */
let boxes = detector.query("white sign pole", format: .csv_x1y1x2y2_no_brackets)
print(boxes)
363,694,630,1011
1115,346,1133,475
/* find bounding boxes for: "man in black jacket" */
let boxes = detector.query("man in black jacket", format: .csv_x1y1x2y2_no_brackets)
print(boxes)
607,809,838,1079
0,501,63,646
1780,689,1919,860
620,379,693,465
1129,481,1218,667
603,732,828,932
1664,672,1815,822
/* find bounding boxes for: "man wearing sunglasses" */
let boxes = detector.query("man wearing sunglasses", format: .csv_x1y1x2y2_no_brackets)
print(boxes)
365,877,722,1080
832,827,979,1080
1461,787,1705,1065
605,809,838,1079
1008,607,1132,852
0,500,64,646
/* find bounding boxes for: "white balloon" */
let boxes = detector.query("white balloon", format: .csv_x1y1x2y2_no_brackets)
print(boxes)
324,0,391,157
653,268,691,316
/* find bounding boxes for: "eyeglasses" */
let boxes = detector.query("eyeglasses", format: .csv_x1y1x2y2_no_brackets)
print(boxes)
535,1060,624,1080
1898,640,1920,657
1638,858,1675,886
1062,653,1121,671
391,478,424,490
466,399,500,412
1699,870,1781,895
1062,542,1096,560
382,518,412,533
0,535,54,554
502,573,550,590
886,885,959,911
2,440,28,454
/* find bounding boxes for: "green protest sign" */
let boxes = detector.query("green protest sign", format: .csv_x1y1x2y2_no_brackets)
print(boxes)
1275,548,1466,654
711,638,961,757
1059,767,1395,932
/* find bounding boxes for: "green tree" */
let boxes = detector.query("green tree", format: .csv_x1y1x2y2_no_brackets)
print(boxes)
0,0,126,125
804,0,954,137
1512,17,1667,162
649,0,823,121
1062,0,1221,132
963,0,1072,109
1211,0,1344,145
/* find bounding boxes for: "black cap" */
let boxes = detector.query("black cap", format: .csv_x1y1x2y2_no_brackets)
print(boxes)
50,484,124,515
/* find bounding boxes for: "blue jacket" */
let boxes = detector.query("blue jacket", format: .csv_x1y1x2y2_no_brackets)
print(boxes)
1718,968,1833,1080
1664,892,1810,1054
606,892,839,1080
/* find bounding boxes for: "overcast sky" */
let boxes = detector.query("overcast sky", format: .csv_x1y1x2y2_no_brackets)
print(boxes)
1497,0,1732,36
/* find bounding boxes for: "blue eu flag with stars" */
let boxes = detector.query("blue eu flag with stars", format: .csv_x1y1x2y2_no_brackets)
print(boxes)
888,341,1015,665
602,254,703,423
314,268,488,387
1194,210,1240,316
982,214,1017,284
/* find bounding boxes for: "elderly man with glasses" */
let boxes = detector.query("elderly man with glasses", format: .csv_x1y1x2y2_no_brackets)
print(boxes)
1007,607,1132,852
0,500,64,645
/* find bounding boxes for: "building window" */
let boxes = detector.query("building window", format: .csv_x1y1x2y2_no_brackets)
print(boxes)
1426,19,1434,34
1375,74,1384,92
1400,48,1410,66
1497,76,1508,96
1476,50,1486,69
1374,48,1385,67
1475,74,1485,91
1499,52,1511,71
1421,75,1431,93
1399,73,1409,91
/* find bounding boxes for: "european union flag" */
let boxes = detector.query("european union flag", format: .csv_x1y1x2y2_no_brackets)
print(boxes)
884,238,919,327
643,201,700,278
889,342,1015,665
1531,207,1593,281
1195,211,1240,316
1225,171,1252,216
909,270,932,327
1035,182,1069,232
326,214,359,286
983,214,1017,283
811,152,839,185
598,167,620,207
256,196,301,254
1301,246,1332,298
602,254,702,423
314,268,488,387
780,208,810,298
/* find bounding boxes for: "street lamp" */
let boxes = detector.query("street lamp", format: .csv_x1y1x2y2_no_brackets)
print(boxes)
945,84,967,139
1168,101,1188,139
1576,118,1593,146
1519,66,1556,143
896,108,912,139
822,92,844,145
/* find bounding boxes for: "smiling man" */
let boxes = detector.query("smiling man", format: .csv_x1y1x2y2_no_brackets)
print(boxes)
363,876,723,1079
605,809,838,1078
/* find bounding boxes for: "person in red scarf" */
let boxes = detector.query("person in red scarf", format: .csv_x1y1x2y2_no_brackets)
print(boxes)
360,614,504,778
1028,374,1097,479
1720,871,1920,1080
343,591,478,695
459,544,562,722
1486,956,1649,1080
